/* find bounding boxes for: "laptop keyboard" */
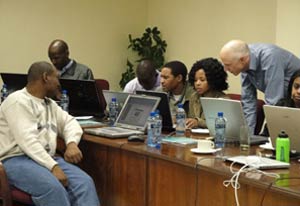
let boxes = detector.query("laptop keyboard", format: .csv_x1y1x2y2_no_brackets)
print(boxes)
108,127,133,132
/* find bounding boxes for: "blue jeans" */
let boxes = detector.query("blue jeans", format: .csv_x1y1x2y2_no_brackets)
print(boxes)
3,155,100,206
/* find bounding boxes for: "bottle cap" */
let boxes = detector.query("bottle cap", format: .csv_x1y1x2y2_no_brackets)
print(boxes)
278,130,289,138
150,111,156,117
62,90,67,94
112,97,116,102
217,112,223,117
178,103,183,108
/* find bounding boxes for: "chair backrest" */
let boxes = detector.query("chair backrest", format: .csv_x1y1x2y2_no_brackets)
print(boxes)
227,93,265,135
94,79,110,110
95,79,109,91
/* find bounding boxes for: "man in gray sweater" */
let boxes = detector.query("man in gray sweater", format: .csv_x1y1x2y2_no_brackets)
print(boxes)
48,39,94,80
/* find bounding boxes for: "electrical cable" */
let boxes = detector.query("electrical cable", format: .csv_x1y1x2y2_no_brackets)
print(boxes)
223,161,280,206
260,177,300,206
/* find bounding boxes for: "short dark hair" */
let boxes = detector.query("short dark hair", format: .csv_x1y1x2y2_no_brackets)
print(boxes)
136,59,156,79
188,57,228,91
287,69,300,99
27,61,54,82
163,61,187,82
48,39,69,54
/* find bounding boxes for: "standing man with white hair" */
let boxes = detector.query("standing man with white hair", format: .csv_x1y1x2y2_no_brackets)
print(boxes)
220,40,300,134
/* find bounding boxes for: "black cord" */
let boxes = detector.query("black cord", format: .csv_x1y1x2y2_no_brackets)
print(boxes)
260,177,300,206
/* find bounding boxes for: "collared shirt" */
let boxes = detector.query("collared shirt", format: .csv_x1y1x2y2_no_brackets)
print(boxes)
123,71,161,93
241,43,300,133
59,59,74,76
60,59,94,80
157,82,194,117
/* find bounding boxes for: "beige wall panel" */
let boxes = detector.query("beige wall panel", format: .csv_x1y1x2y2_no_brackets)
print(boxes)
0,0,147,90
147,0,276,95
276,0,300,56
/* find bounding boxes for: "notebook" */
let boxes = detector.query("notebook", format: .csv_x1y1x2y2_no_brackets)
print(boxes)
136,90,174,131
200,97,268,145
60,79,105,118
226,155,290,169
264,105,300,153
0,73,27,94
102,90,130,109
84,95,161,138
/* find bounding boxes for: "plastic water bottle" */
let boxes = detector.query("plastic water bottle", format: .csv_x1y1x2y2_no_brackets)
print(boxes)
176,103,186,136
154,110,162,148
215,112,226,155
109,97,119,126
276,130,290,163
60,90,69,112
1,83,8,104
147,112,157,147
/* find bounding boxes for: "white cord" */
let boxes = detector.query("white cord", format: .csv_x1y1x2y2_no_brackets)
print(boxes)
223,161,280,206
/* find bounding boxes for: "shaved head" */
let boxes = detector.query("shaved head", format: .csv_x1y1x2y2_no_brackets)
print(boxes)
219,40,250,76
27,61,55,83
220,40,249,61
136,59,157,90
48,39,69,54
48,39,70,70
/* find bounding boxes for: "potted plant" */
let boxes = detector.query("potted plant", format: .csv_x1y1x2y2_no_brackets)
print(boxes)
119,27,167,89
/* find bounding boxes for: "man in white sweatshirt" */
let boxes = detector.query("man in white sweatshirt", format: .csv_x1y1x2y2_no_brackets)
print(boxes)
0,61,100,206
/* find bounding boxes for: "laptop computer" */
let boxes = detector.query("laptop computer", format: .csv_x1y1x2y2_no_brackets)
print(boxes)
84,95,161,138
60,79,105,118
264,105,300,153
0,73,105,121
201,97,268,144
102,90,130,109
136,90,174,132
0,73,27,94
226,155,290,169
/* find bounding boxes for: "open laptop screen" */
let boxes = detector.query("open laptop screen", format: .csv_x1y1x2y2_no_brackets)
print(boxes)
136,90,174,131
60,79,105,118
115,95,160,130
102,90,130,109
201,97,268,144
264,105,300,153
0,73,27,94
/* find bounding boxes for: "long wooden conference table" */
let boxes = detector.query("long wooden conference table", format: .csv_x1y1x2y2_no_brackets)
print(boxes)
77,132,300,206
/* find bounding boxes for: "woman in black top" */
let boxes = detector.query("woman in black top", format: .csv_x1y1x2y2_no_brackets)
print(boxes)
262,70,300,136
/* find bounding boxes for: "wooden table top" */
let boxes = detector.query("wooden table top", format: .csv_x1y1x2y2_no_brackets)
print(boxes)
82,132,300,199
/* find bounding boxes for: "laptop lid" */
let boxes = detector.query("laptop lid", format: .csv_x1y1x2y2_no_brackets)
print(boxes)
0,73,27,94
114,94,161,132
102,90,130,109
136,90,174,132
226,155,290,169
0,73,105,118
264,105,300,153
201,97,268,144
60,79,105,118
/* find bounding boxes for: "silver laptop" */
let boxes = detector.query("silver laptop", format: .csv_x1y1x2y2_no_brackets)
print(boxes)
201,97,268,144
264,105,300,153
84,95,160,138
226,155,290,169
102,90,130,109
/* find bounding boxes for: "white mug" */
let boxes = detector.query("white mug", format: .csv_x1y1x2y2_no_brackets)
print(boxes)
197,140,215,151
